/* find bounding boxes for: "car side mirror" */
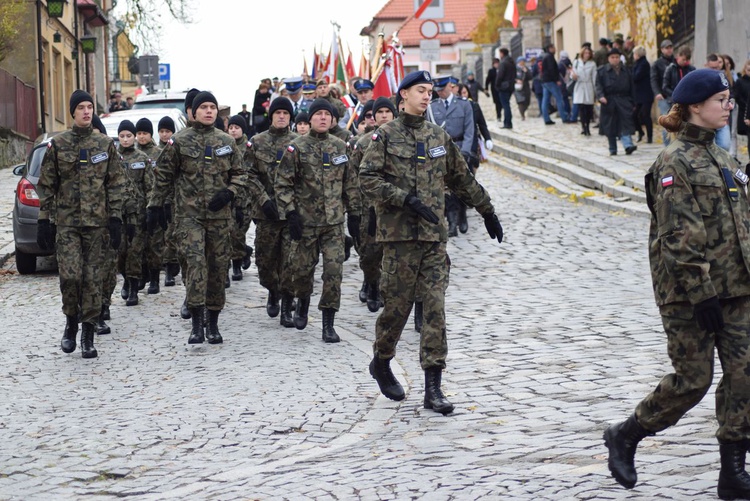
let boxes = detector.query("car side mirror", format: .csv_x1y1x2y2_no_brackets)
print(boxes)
12,164,25,176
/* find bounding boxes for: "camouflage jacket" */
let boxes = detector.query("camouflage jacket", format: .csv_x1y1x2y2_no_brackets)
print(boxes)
646,122,750,305
38,125,124,226
119,145,153,220
138,140,161,162
275,130,361,226
350,125,380,207
329,125,352,142
326,95,348,122
148,122,257,220
360,112,494,243
244,126,298,219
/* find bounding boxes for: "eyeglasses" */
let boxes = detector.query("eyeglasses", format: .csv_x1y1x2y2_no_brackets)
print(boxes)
364,113,373,118
719,97,736,110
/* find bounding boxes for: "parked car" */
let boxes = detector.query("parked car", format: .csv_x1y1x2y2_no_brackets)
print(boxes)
131,90,189,112
99,108,187,144
12,132,61,274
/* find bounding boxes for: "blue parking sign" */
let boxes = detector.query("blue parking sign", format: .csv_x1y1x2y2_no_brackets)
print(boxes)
158,64,170,81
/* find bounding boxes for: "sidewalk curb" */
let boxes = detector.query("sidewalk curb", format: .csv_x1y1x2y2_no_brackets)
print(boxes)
0,242,14,268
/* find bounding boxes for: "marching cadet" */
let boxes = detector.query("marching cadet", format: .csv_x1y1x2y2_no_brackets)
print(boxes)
135,117,164,294
244,98,297,324
147,91,260,345
93,116,116,335
360,71,503,415
294,112,310,135
316,79,348,121
275,98,362,343
284,76,312,119
430,75,476,237
226,114,253,281
157,115,181,286
36,90,125,359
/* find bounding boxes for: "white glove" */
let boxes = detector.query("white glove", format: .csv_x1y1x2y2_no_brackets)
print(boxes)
485,139,493,151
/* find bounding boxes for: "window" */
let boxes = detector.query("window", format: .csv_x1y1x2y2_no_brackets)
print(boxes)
53,49,63,123
438,22,456,34
42,41,50,123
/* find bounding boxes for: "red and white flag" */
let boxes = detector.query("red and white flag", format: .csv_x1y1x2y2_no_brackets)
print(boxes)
504,0,519,28
526,0,538,11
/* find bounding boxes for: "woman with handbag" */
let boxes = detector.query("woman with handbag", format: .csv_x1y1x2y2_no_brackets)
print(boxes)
572,46,597,136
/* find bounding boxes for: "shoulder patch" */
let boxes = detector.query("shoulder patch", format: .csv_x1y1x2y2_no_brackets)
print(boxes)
287,145,295,152
662,175,674,187
247,141,252,148
47,141,53,149
167,138,174,146
215,144,232,156
332,154,348,165
371,133,379,141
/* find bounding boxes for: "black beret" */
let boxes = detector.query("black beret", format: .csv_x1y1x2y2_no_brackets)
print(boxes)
672,68,730,105
69,89,93,117
136,117,153,136
399,70,432,92
227,114,247,135
373,96,396,116
184,88,200,111
118,119,136,135
309,98,334,118
192,91,217,112
157,116,175,133
91,114,107,135
294,112,310,124
269,97,293,118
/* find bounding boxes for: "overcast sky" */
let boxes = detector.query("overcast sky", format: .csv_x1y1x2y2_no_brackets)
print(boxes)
128,0,391,112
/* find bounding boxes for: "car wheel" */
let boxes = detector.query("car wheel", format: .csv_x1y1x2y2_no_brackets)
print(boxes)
15,249,37,274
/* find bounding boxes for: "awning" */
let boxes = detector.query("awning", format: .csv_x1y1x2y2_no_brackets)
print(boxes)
77,0,108,28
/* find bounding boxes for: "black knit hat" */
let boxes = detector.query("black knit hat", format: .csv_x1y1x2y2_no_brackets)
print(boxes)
214,115,225,131
184,88,200,111
136,117,153,136
294,112,310,124
193,91,218,112
269,97,293,118
118,119,137,135
227,114,248,135
157,116,175,133
69,89,94,117
372,97,396,116
308,98,334,119
91,114,107,134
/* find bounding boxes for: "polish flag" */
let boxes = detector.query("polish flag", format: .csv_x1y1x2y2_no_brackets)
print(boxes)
526,0,538,11
504,0,519,28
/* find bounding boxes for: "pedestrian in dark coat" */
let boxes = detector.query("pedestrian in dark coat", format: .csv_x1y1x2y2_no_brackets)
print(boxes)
632,46,654,143
596,49,637,155
735,60,750,138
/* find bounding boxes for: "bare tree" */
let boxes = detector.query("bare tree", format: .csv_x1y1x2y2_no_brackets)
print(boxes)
121,0,193,52
0,0,25,63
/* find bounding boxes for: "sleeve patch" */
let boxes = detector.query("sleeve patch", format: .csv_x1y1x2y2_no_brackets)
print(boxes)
661,175,674,187
247,141,252,148
287,145,295,152
371,133,379,141
167,138,174,146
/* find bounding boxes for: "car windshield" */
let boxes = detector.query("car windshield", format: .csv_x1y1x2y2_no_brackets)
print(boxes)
27,145,47,178
132,101,185,112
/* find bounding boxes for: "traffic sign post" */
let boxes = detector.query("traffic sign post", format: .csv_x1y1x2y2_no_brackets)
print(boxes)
158,64,170,81
419,39,440,61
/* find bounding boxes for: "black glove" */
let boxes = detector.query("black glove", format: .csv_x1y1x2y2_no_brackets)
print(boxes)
694,296,724,333
165,204,173,223
286,210,302,241
147,206,167,235
36,219,56,251
482,212,503,243
235,206,244,226
367,206,377,236
126,222,136,243
108,217,122,250
207,188,235,212
347,214,361,247
261,199,279,220
404,195,439,224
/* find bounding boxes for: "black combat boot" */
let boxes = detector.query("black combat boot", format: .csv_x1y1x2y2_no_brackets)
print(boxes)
80,322,98,359
180,296,191,319
414,301,423,333
424,367,454,415
102,304,110,321
138,266,147,290
61,315,78,353
164,264,175,286
321,308,340,343
280,293,295,327
447,211,458,237
205,309,223,344
147,269,160,294
126,277,139,306
266,290,280,318
359,280,369,303
120,274,129,300
458,205,468,233
367,281,380,313
294,296,311,330
369,356,405,401
225,270,231,289
232,259,243,281
96,305,111,335
344,236,353,261
188,306,204,344
242,245,253,270
718,440,750,500
603,413,653,489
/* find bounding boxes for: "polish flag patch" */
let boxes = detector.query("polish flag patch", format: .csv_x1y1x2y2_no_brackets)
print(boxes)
287,145,295,152
662,175,674,187
247,141,252,148
371,133,379,141
167,138,174,146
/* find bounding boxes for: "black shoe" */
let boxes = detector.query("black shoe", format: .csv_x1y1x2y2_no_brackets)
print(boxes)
359,281,369,303
718,440,750,500
344,236,353,261
180,297,191,319
242,245,253,270
147,269,160,294
603,414,653,489
96,305,111,335
138,275,147,291
367,281,380,313
188,306,205,344
447,211,458,237
102,304,110,321
205,309,223,344
280,293,295,327
424,367,454,415
126,277,139,306
80,322,98,359
225,272,230,289
321,308,340,343
636,130,644,143
120,275,129,300
369,356,405,401
164,264,176,287
625,145,637,155
61,315,78,353
544,120,556,125
414,301,423,333
610,151,617,156
458,205,468,234
294,296,310,330
231,259,243,281
266,290,280,318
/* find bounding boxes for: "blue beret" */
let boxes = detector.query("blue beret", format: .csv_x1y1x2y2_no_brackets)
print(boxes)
284,76,304,93
354,79,374,92
672,69,730,105
398,70,432,92
432,74,452,90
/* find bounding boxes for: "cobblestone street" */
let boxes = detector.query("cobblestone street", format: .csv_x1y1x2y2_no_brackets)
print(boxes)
0,161,725,500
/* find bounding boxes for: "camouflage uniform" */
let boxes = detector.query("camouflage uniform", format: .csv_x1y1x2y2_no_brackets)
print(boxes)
148,122,254,311
116,145,153,280
138,141,164,272
37,125,124,323
350,128,383,285
245,126,298,296
636,123,750,442
230,134,253,261
329,124,352,143
325,95,348,125
359,112,494,369
275,130,361,310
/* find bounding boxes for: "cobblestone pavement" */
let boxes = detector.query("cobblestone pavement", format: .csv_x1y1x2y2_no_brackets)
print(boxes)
0,155,726,500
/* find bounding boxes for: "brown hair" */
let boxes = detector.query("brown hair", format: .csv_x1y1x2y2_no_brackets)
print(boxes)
658,103,691,132
676,45,692,59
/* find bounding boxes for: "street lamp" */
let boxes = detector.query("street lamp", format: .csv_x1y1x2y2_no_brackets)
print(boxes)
80,34,97,54
46,0,68,18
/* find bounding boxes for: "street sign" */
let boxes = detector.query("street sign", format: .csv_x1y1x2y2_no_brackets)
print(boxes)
419,20,439,39
420,39,440,62
414,0,444,19
158,64,170,81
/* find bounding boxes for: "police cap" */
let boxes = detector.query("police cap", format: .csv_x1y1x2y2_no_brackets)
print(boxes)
354,79,374,92
431,74,452,90
285,77,304,94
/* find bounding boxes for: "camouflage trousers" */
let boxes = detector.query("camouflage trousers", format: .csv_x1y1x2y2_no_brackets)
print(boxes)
162,218,179,266
287,223,345,310
56,226,107,324
374,241,449,370
230,203,252,261
635,297,750,442
145,225,164,270
178,217,231,310
255,219,293,295
357,207,383,284
101,237,117,308
117,225,147,279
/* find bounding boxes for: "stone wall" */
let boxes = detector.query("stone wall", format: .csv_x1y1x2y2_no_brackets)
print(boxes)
0,128,30,169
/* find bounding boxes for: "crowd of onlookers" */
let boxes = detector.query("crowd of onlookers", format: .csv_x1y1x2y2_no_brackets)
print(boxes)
108,90,133,112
